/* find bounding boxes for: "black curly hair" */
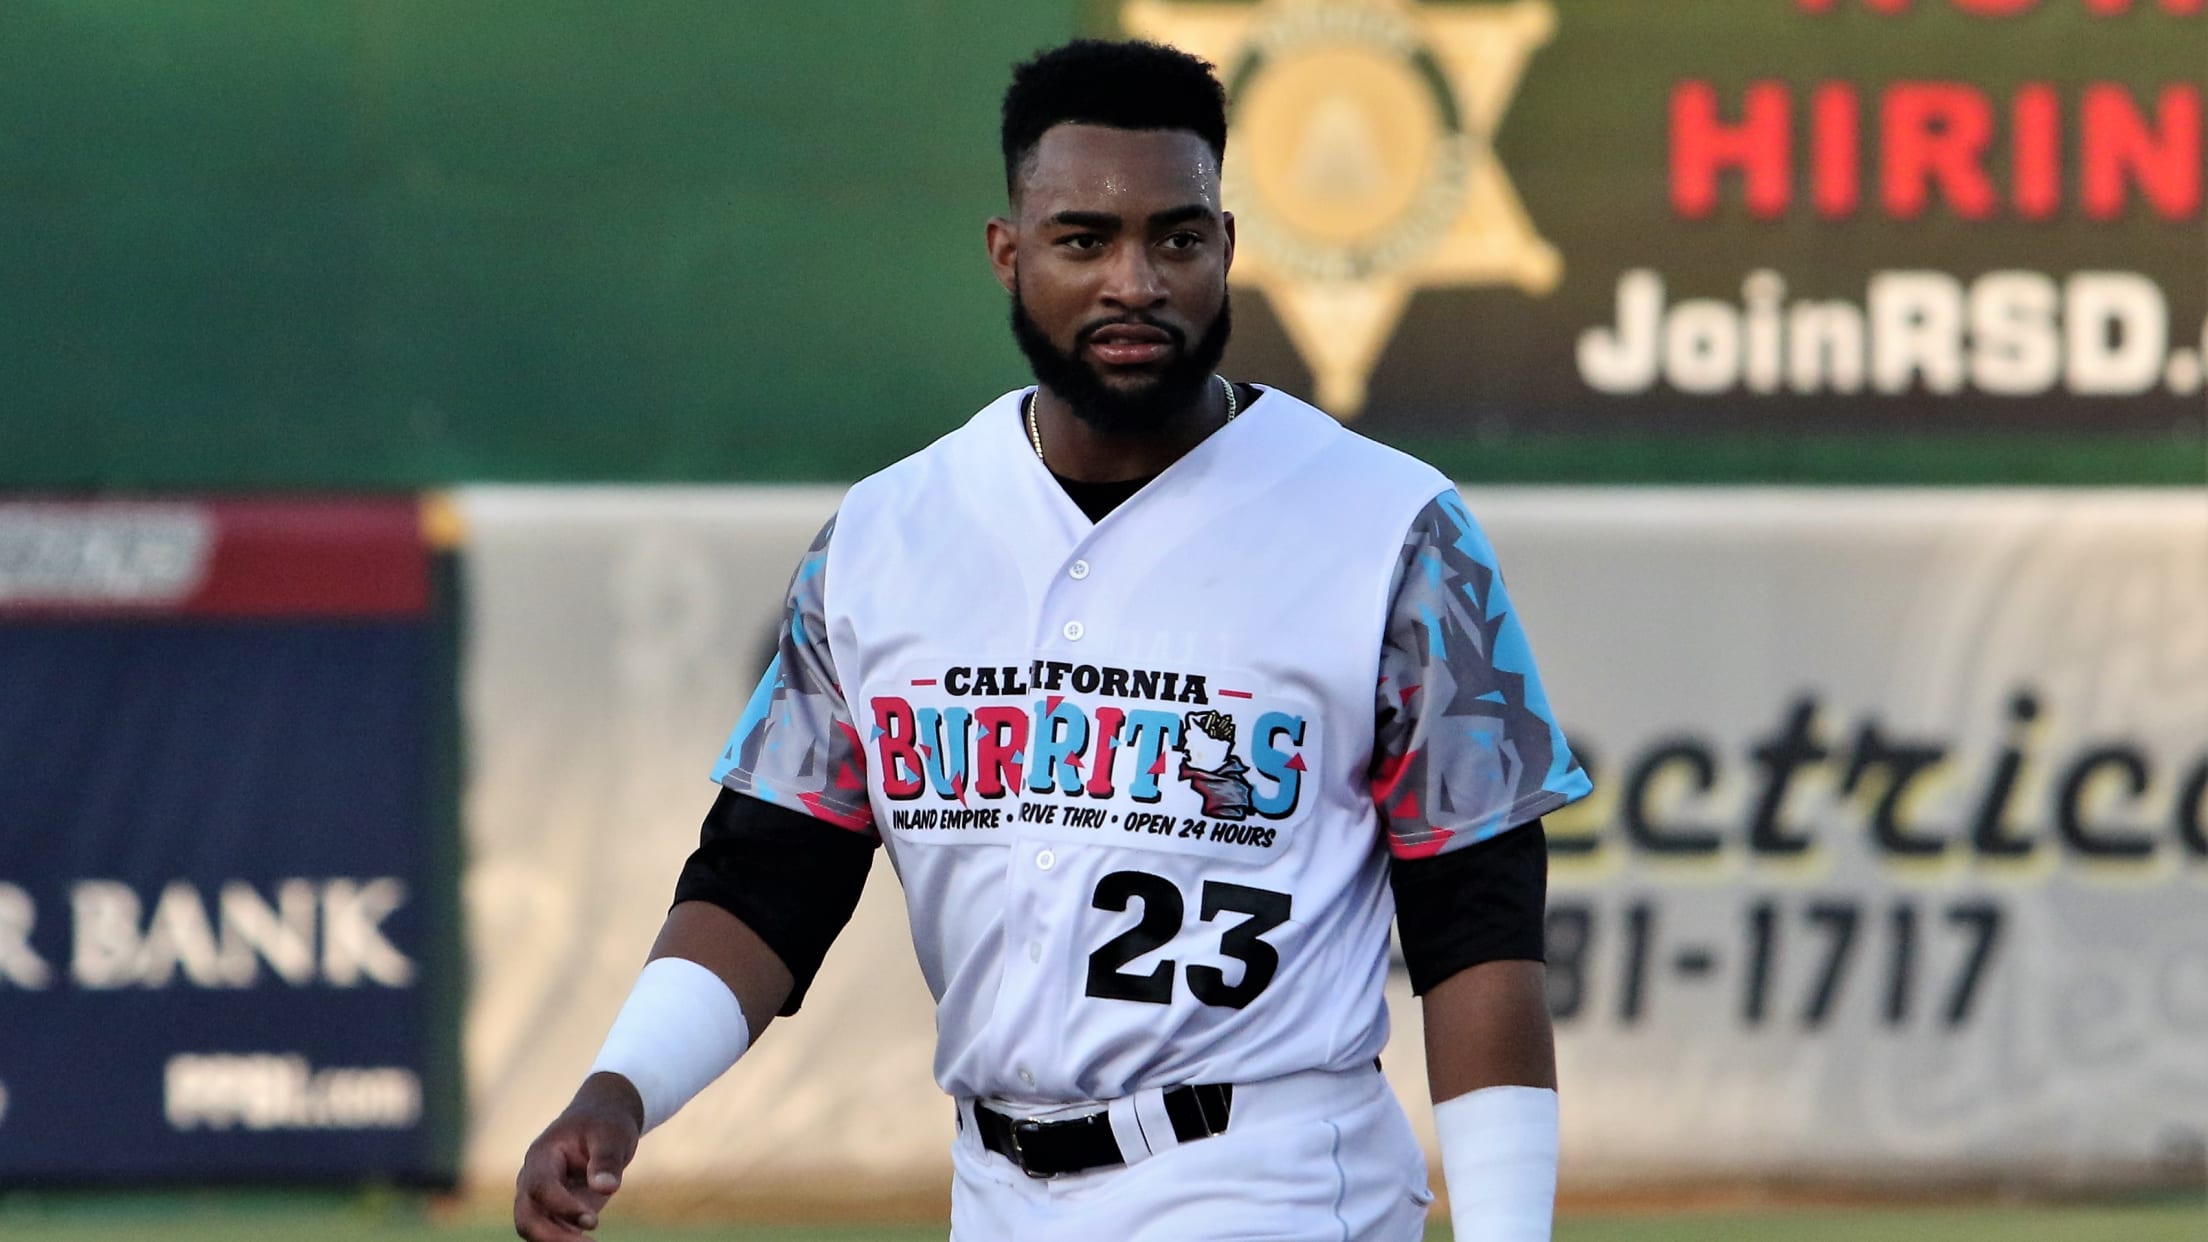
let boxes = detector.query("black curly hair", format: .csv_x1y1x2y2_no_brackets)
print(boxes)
1000,39,1229,201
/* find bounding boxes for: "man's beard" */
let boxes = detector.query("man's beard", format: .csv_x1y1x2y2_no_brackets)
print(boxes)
1010,280,1233,437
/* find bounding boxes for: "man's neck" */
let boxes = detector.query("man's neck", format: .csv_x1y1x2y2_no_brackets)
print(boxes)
1029,380,1229,483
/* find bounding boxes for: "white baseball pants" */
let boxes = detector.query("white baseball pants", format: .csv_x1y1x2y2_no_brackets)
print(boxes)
950,1063,1432,1241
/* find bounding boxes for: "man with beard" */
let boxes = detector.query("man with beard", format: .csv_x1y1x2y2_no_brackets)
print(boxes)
516,39,1588,1242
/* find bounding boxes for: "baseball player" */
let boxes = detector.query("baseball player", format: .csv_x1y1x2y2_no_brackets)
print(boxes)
515,39,1590,1242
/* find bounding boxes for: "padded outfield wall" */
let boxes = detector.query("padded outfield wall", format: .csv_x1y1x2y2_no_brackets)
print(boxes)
456,485,2206,1207
0,499,464,1185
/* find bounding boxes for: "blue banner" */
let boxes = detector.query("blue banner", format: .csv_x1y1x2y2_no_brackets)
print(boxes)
0,501,455,1183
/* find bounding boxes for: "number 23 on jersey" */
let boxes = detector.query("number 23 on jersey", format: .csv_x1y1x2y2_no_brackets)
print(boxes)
1084,870,1292,1010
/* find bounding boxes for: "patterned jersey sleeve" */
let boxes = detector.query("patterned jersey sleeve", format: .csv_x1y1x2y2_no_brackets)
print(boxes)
1371,490,1592,859
709,515,876,836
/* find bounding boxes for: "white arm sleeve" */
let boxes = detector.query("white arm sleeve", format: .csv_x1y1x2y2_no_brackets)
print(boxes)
1435,1084,1560,1242
587,956,753,1131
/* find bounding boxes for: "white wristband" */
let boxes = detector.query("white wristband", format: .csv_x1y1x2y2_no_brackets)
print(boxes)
588,956,752,1131
1434,1085,1559,1242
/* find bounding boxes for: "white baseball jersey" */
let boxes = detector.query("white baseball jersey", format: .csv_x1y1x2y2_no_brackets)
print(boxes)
713,385,1590,1105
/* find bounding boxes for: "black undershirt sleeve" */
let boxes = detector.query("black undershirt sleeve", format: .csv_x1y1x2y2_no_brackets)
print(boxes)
1388,818,1548,995
671,787,879,1016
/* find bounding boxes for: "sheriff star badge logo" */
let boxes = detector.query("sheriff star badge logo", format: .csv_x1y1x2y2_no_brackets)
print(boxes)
1121,0,1562,416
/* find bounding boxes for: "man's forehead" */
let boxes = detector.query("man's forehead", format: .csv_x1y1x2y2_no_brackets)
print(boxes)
1019,123,1221,213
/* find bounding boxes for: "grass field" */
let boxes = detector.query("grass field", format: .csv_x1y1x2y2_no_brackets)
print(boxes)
0,1200,2201,1242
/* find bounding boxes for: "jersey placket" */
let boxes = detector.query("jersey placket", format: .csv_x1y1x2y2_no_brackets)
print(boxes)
985,521,1112,1100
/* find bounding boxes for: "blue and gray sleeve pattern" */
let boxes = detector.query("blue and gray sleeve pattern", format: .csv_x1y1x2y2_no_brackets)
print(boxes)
710,516,875,835
1371,491,1592,859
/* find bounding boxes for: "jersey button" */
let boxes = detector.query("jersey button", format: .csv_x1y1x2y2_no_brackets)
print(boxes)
1018,1068,1036,1087
1068,559,1091,580
1062,620,1084,641
1035,849,1056,871
1027,942,1042,963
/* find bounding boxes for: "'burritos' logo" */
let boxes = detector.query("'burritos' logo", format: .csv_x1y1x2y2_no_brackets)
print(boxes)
1178,709,1256,819
869,663,1308,823
1122,0,1562,414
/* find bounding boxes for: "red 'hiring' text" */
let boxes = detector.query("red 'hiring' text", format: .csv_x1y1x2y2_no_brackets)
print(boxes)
1672,82,2201,221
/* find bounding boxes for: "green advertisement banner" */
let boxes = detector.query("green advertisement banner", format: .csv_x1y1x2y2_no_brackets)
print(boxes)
1,1,2199,486
1143,0,2205,477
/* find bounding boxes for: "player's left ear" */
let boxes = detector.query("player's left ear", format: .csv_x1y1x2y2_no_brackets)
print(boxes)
1221,210,1236,278
984,216,1019,295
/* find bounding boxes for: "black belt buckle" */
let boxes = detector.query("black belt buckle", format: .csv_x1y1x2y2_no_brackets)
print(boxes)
1004,1118,1047,1178
980,1084,1232,1180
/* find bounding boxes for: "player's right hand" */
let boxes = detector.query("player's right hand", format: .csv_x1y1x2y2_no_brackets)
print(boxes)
513,1072,645,1241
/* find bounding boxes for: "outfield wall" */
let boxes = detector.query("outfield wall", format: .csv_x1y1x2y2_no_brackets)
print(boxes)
456,485,2207,1201
0,498,462,1185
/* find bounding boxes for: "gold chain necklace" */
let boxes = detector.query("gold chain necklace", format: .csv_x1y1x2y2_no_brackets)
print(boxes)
1027,373,1237,464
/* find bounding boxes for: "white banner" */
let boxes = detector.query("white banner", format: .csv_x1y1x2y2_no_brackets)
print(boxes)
456,486,2208,1200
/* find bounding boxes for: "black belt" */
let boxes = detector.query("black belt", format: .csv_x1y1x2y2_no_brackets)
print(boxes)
973,1082,1234,1179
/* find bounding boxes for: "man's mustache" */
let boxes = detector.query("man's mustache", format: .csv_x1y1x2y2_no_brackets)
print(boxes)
1076,315,1187,349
